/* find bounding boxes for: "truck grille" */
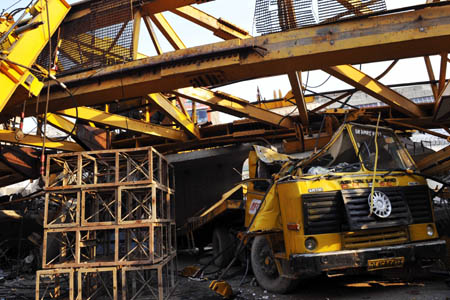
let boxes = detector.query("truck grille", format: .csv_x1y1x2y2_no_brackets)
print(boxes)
341,188,412,231
342,227,409,249
302,192,344,235
402,186,433,223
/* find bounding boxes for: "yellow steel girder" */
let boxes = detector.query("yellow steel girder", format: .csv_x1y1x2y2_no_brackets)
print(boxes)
174,87,295,128
143,16,163,55
46,113,76,134
150,13,186,50
324,65,425,117
141,0,214,15
0,130,82,152
56,106,188,141
172,6,250,40
148,93,201,139
287,72,309,125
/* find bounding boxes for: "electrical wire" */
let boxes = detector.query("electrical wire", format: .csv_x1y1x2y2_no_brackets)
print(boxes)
9,1,32,17
307,74,332,89
1,0,22,16
38,79,79,142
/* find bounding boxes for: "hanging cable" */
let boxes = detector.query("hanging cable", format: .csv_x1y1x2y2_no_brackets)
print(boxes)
40,0,52,178
369,113,381,217
307,74,332,89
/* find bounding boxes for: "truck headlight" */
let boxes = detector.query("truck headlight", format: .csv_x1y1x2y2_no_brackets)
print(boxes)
426,225,434,237
305,237,317,251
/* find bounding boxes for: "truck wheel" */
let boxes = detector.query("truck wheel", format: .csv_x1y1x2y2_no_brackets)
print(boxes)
212,227,234,267
251,235,298,294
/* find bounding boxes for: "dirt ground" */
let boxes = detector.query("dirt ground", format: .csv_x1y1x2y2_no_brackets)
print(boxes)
172,253,450,300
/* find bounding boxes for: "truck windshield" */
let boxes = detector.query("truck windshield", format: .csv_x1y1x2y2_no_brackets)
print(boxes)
304,128,361,174
352,126,415,171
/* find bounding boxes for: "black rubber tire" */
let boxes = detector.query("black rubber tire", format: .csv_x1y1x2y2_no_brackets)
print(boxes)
212,227,234,268
251,235,298,294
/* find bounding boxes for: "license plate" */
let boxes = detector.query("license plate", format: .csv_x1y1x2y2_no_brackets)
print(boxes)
367,257,405,271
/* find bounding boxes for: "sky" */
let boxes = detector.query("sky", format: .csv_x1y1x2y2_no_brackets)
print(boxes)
1,0,447,104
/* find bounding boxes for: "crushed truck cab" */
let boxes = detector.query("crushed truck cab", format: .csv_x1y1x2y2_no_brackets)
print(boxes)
249,123,446,293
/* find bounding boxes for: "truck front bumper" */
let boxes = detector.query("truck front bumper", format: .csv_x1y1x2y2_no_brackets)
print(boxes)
289,239,446,275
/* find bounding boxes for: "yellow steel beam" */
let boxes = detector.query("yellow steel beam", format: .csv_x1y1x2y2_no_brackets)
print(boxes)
287,72,309,125
143,16,163,55
172,6,250,40
10,4,450,117
57,107,188,141
438,52,448,95
150,13,186,50
336,0,370,15
0,130,82,152
147,93,201,138
46,113,76,134
141,0,214,15
424,56,439,100
64,0,214,24
132,10,142,60
324,65,425,117
174,87,295,128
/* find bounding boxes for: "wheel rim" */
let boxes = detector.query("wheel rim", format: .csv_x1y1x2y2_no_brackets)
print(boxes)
256,240,278,278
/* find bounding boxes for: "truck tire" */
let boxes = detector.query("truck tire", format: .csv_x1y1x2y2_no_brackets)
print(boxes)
251,235,298,294
212,227,234,267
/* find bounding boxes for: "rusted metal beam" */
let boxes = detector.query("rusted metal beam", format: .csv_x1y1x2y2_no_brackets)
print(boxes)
7,4,450,117
324,65,425,117
385,119,449,140
438,52,448,95
172,6,249,40
287,71,309,125
141,0,215,15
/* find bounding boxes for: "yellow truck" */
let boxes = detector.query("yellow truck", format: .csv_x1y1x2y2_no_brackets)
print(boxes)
189,122,446,294
247,122,445,292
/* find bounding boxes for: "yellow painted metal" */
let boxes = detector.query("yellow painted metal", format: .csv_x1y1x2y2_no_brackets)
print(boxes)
175,87,295,128
248,124,438,258
148,93,201,139
336,0,372,15
424,56,439,100
172,6,250,40
324,65,425,117
287,72,309,125
0,0,70,112
150,13,186,50
209,280,233,299
143,16,163,55
132,9,142,60
22,4,450,116
46,113,75,134
0,129,82,152
57,107,188,141
141,0,215,15
409,223,438,241
438,52,448,95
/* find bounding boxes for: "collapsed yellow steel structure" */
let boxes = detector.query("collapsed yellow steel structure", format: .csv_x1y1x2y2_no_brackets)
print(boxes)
0,0,448,183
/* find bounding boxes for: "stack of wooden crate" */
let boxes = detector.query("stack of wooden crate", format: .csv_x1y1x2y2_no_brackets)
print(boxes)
36,146,176,300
